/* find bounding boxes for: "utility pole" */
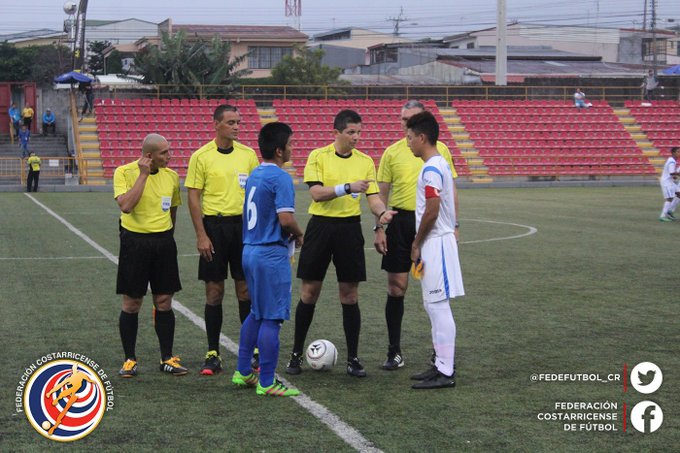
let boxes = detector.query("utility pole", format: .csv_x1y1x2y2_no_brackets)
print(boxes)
388,7,409,37
495,0,507,86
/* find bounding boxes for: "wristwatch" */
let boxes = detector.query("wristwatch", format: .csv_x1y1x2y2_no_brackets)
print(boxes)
372,225,384,232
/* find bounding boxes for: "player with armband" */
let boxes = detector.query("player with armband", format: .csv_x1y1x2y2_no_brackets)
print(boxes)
407,111,464,389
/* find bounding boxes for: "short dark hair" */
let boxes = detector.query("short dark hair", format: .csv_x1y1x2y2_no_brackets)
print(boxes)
671,147,680,154
213,104,239,122
333,109,362,131
403,100,425,110
406,111,439,145
258,122,293,159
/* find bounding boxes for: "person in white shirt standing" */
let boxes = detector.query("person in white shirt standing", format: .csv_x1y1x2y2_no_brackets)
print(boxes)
659,147,680,222
407,111,464,389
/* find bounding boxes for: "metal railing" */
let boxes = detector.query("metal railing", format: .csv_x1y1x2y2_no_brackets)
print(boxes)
69,89,89,184
98,84,679,107
0,157,79,185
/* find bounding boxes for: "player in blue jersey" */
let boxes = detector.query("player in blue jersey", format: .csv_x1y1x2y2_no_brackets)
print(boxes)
231,122,305,397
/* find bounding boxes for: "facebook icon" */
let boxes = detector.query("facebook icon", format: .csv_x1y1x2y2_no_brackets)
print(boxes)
631,401,663,433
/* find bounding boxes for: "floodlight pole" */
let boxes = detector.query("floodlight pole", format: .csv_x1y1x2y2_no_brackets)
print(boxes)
72,0,89,71
495,0,508,86
651,0,658,72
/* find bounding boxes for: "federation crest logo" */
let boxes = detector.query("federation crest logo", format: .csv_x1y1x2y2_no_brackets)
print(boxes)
24,359,106,442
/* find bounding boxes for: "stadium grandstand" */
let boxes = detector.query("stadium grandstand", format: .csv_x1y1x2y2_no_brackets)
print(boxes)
87,96,674,185
452,99,657,179
625,100,680,160
2,91,679,187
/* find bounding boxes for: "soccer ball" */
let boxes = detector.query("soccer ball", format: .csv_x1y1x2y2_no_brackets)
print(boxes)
305,339,337,371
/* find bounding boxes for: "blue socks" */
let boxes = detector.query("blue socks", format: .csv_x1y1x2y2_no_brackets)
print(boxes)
237,315,282,387
257,320,282,387
237,313,260,374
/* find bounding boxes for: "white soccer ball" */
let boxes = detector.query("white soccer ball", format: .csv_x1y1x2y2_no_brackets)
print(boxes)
306,339,337,371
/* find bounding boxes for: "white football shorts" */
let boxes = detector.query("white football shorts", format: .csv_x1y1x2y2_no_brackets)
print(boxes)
419,233,465,303
661,181,678,199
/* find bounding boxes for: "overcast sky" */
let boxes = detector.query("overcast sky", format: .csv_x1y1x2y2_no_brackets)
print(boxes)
1,0,679,39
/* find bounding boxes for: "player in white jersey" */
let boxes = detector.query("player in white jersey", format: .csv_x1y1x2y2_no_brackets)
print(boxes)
406,111,464,389
659,147,680,222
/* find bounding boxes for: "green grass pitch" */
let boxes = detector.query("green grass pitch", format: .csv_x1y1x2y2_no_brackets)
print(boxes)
1,186,678,451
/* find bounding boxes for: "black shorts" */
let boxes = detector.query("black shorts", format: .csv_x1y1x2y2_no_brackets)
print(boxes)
199,215,245,282
116,228,181,298
296,215,366,282
381,209,416,273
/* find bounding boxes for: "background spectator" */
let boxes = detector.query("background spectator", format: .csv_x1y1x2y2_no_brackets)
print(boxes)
573,88,591,109
22,103,34,131
8,102,21,139
642,70,659,101
26,152,41,192
42,108,56,136
79,82,94,119
18,124,30,158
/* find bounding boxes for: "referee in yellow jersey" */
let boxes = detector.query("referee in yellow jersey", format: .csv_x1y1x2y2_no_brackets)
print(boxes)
285,109,395,378
114,133,187,378
185,104,259,375
373,100,459,371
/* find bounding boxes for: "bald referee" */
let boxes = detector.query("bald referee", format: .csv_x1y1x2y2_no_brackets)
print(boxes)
115,133,187,377
185,104,259,375
285,109,395,377
373,100,458,371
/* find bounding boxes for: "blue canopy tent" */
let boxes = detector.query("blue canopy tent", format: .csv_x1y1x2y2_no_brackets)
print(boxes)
53,71,95,84
661,65,680,75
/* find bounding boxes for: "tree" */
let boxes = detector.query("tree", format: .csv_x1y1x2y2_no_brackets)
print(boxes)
0,43,70,84
0,43,30,80
87,40,111,75
130,30,251,97
106,49,123,74
271,47,344,86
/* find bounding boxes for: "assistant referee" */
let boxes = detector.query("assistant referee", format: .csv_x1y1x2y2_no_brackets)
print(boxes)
114,133,187,378
185,104,260,375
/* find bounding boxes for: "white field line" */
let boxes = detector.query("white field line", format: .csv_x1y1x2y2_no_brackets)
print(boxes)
25,193,383,453
0,220,537,261
0,256,107,260
459,219,538,244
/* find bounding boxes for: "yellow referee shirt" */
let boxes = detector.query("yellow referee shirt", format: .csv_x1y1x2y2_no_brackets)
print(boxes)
27,155,41,171
184,140,259,216
113,161,181,233
304,143,379,217
377,138,458,211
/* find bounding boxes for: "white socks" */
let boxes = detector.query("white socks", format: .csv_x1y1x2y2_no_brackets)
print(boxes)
423,299,456,377
661,201,672,218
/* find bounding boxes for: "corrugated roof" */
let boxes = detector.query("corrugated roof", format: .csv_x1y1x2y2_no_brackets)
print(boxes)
440,58,646,77
422,47,599,60
86,18,159,27
172,24,307,41
339,74,449,85
0,29,63,42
